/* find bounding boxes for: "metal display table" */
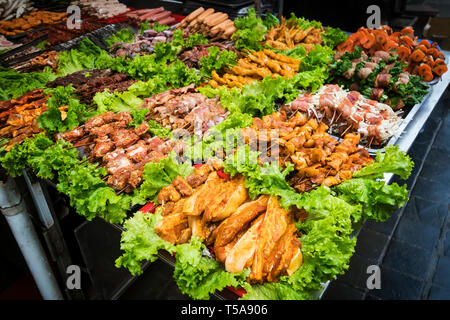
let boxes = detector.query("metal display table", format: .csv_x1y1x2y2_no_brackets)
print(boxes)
2,49,449,300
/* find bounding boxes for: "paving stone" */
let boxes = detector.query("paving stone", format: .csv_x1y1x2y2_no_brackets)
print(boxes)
413,117,441,146
444,225,450,257
322,281,365,300
336,253,378,291
433,113,450,152
411,177,450,205
402,196,448,229
428,285,450,299
354,227,390,262
368,266,424,300
382,238,434,280
432,256,450,288
394,214,441,251
419,147,450,187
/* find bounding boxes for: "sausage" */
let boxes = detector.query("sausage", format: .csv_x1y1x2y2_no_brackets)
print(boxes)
157,16,176,26
223,25,237,37
183,7,205,23
189,8,214,26
211,19,233,32
146,10,171,22
205,12,227,27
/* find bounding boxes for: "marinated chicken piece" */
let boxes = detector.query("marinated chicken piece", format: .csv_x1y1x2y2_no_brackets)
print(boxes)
154,200,188,244
183,172,222,216
172,176,193,196
157,185,181,203
202,176,248,222
104,154,133,175
134,121,150,136
84,111,116,132
224,214,265,273
264,223,301,281
125,140,149,163
188,215,210,240
214,195,269,248
107,170,131,190
60,126,85,142
250,196,289,283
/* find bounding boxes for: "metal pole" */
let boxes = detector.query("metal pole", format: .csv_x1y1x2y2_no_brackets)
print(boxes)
0,177,63,300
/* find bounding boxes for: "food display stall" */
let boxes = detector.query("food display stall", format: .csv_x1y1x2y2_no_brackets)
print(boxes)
0,1,449,301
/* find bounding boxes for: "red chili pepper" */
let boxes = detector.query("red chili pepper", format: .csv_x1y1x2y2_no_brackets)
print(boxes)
206,245,215,255
226,286,247,297
193,163,205,169
140,202,156,214
217,170,230,179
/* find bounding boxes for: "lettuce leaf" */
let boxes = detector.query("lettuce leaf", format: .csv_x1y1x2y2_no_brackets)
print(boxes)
106,28,135,49
115,208,176,276
322,27,348,48
37,85,90,135
240,282,310,300
135,151,194,203
335,178,409,222
199,46,238,79
0,67,57,101
353,145,414,180
173,237,250,300
233,8,267,51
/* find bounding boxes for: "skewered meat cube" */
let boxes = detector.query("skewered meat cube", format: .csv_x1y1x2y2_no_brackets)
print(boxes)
125,140,149,163
93,136,115,158
84,111,116,132
104,154,133,175
134,121,150,136
110,129,139,148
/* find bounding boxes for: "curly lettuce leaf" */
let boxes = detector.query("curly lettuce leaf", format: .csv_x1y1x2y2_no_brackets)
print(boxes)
106,28,135,49
199,46,238,79
115,208,176,276
0,67,57,101
322,27,348,48
174,236,250,300
37,85,89,135
233,8,267,51
136,151,194,203
353,145,414,180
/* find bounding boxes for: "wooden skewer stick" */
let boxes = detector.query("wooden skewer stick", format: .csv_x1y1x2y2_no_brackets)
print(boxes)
329,109,337,126
340,124,353,138
116,186,128,195
66,141,95,150
366,137,375,149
